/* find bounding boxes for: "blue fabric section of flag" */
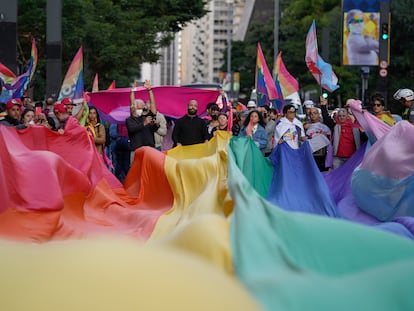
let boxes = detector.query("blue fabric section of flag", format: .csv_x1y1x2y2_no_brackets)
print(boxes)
73,71,84,99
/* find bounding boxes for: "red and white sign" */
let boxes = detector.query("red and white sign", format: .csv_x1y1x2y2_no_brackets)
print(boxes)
379,68,388,77
379,60,388,69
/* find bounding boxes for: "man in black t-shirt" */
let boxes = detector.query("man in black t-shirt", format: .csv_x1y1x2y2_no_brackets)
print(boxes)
172,100,209,146
126,80,160,164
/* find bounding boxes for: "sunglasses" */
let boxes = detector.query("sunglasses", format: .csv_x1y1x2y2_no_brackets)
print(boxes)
373,104,383,107
351,18,363,23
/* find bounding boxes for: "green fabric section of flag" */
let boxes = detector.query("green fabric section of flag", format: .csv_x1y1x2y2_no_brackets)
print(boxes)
228,142,414,311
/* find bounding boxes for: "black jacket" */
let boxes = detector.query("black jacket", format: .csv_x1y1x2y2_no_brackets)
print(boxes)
126,112,159,151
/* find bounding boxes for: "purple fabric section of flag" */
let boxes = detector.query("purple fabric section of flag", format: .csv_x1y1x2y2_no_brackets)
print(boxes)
349,99,391,143
305,20,339,93
88,86,220,123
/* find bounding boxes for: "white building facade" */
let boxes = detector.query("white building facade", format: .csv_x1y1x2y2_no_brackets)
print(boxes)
141,0,253,86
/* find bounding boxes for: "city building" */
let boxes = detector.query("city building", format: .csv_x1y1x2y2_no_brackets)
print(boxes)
142,0,266,86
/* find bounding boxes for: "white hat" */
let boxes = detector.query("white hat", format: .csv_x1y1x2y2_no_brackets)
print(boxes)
303,100,314,108
247,100,257,108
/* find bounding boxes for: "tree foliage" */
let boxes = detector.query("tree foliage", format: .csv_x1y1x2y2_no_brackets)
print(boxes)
225,0,414,111
17,0,208,99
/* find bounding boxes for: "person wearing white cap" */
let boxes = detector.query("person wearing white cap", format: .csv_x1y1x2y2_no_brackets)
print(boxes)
247,100,257,110
393,88,414,124
303,100,315,125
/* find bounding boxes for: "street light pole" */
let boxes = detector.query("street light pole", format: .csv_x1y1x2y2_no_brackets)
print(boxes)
226,0,233,100
274,0,279,62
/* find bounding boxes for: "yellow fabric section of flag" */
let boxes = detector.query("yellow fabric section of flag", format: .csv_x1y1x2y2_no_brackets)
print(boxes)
148,131,234,273
0,239,261,311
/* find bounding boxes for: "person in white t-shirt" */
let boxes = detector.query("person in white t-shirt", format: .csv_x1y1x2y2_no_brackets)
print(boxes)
275,104,306,149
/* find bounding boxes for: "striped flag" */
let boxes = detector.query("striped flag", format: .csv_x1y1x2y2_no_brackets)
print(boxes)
274,52,299,98
305,20,339,93
255,43,281,106
58,46,83,100
0,38,38,101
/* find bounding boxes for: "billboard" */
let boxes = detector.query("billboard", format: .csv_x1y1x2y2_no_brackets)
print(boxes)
342,0,386,66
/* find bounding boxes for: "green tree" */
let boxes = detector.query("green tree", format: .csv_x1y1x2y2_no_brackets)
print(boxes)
17,0,208,99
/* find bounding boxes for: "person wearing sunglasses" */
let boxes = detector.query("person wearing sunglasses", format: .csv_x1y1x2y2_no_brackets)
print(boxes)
345,9,379,66
275,104,306,150
370,93,396,126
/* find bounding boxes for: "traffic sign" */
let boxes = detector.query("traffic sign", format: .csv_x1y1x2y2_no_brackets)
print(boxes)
379,68,388,77
379,60,388,69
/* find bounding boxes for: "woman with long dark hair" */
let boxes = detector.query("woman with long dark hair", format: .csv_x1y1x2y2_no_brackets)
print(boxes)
238,110,268,155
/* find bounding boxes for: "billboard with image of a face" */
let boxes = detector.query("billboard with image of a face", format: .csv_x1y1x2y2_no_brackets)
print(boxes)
342,0,384,66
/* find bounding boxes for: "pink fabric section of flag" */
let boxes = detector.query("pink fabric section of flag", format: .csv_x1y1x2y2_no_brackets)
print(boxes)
256,43,279,100
92,73,99,92
305,20,339,93
88,86,220,121
274,52,299,98
58,46,83,100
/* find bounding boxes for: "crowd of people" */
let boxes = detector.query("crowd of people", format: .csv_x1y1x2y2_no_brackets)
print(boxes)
1,81,413,182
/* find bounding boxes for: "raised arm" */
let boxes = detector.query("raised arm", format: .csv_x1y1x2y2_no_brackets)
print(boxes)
319,96,335,130
144,80,157,115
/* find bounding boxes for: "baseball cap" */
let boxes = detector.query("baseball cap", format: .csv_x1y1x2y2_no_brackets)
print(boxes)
54,103,67,114
303,100,314,108
6,98,22,109
247,100,257,108
60,97,73,106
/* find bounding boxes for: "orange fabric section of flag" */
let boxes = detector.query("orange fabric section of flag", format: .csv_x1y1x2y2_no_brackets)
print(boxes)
0,121,174,242
107,80,116,90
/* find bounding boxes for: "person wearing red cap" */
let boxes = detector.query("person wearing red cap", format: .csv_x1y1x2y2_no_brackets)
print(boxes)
0,98,25,129
61,97,88,125
53,103,71,134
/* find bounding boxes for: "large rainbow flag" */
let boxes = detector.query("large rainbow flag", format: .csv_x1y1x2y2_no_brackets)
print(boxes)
1,103,414,310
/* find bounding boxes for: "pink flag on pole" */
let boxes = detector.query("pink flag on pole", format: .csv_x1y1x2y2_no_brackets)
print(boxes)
88,86,220,123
